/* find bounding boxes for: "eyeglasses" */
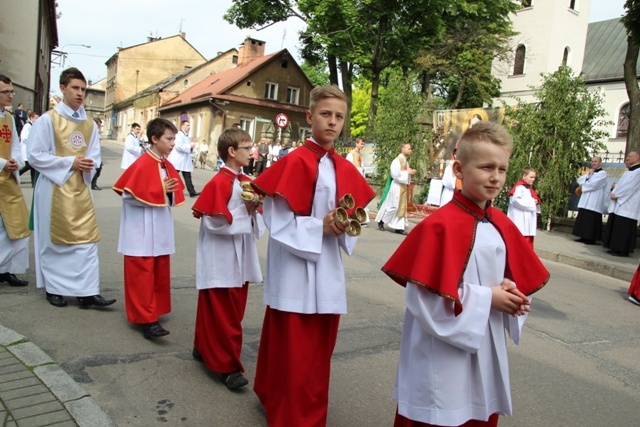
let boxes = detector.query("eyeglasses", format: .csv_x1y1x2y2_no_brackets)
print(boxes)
236,146,252,151
0,90,16,96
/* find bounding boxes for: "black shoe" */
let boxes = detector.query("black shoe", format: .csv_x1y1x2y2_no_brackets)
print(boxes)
91,185,101,191
221,371,248,390
0,273,28,287
192,348,203,363
378,221,385,231
46,292,67,307
394,229,407,235
142,322,170,340
575,237,585,243
607,250,629,257
77,295,116,309
190,192,201,198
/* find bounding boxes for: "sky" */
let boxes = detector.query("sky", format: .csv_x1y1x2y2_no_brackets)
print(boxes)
51,0,628,95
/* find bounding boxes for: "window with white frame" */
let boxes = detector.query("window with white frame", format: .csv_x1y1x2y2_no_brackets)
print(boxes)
264,82,278,100
513,45,526,75
569,0,577,11
299,127,311,141
286,87,300,105
240,118,253,135
617,103,630,138
562,46,571,67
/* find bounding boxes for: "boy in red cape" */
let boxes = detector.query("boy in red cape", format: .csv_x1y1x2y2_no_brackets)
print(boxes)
113,118,185,340
251,85,375,426
507,167,541,248
383,122,549,427
191,127,263,390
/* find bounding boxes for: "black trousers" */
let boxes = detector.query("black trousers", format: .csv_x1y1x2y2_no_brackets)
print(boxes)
91,163,103,188
181,171,197,196
19,162,36,187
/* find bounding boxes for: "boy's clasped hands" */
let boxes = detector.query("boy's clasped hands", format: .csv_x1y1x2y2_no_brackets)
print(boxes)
492,278,530,316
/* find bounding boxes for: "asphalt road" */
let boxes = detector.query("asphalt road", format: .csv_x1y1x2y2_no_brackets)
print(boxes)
0,140,638,426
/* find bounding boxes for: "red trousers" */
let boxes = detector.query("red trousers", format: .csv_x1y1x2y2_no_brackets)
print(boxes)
254,307,340,427
193,284,249,374
124,255,171,324
628,264,640,300
394,409,499,427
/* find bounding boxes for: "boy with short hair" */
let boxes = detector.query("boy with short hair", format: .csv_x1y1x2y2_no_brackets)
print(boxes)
507,167,540,248
28,67,115,309
191,127,263,390
252,85,375,425
383,121,549,427
113,118,185,339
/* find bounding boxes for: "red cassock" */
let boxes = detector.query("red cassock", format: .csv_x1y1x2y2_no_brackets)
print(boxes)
628,265,640,301
383,191,549,315
192,167,254,374
251,140,375,426
112,151,185,324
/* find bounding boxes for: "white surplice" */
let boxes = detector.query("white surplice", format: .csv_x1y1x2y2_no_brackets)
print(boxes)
609,165,640,220
375,154,410,230
167,130,193,172
196,168,263,289
262,152,357,314
395,222,525,426
439,162,456,207
0,109,29,274
507,185,539,237
577,169,608,213
27,103,101,296
120,132,142,169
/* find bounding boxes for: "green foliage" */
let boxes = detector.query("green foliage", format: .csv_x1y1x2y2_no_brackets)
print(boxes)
415,182,430,204
350,79,372,139
496,67,611,223
372,71,429,186
622,0,640,45
300,61,330,87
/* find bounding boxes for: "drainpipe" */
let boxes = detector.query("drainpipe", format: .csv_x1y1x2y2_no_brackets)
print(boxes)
208,98,226,167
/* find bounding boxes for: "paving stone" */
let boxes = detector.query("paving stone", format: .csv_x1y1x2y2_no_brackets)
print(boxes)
65,396,116,427
0,325,24,345
9,342,54,367
0,363,24,376
0,368,33,383
0,355,19,367
3,391,56,410
0,376,40,392
48,421,79,427
0,347,13,358
34,365,88,402
11,400,66,420
11,409,73,427
0,384,49,401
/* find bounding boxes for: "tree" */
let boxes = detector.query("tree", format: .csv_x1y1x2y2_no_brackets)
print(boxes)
498,67,610,226
621,0,640,153
299,61,330,87
372,70,430,185
350,78,372,139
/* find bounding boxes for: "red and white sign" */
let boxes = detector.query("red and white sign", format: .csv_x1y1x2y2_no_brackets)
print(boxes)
275,113,289,129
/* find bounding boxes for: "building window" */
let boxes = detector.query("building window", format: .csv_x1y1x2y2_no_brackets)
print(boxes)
521,0,532,7
562,47,570,67
240,118,253,135
232,55,238,64
513,45,526,75
286,87,300,105
299,127,311,141
617,103,630,138
265,82,278,100
569,0,576,10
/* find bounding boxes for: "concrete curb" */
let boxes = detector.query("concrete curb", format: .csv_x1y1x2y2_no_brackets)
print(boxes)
535,248,635,282
0,325,115,427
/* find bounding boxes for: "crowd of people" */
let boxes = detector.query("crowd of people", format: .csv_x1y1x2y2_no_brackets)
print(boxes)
1,65,638,426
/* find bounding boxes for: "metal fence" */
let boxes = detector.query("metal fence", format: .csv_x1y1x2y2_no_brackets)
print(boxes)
595,150,626,163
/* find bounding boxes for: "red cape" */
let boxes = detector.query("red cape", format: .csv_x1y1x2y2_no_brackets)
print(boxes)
112,151,186,206
251,140,375,216
192,167,252,223
508,180,541,203
382,191,549,313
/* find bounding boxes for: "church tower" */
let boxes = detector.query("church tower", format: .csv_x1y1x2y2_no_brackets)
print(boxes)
493,0,592,105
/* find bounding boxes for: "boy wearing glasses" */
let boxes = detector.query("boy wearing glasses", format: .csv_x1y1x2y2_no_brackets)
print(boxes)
191,128,263,390
0,74,30,288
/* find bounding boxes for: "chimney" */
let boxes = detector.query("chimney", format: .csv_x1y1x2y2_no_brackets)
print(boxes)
238,37,266,66
181,32,186,39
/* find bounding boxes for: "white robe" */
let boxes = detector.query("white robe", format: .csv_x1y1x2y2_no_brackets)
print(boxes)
375,154,410,230
609,165,640,220
167,130,193,172
395,222,525,425
262,151,356,314
0,109,29,274
27,103,101,296
440,162,456,207
346,151,370,224
507,185,539,237
19,121,33,161
120,132,142,169
576,169,608,213
196,169,263,289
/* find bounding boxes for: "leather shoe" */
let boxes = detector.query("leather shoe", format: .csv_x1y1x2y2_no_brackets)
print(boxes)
77,295,116,309
378,221,385,231
0,273,28,287
192,347,204,363
190,192,201,198
46,292,68,307
142,322,170,340
221,371,249,390
91,185,101,191
394,229,407,235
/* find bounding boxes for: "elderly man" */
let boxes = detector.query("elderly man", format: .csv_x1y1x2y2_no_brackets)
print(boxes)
603,151,640,257
572,156,608,244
